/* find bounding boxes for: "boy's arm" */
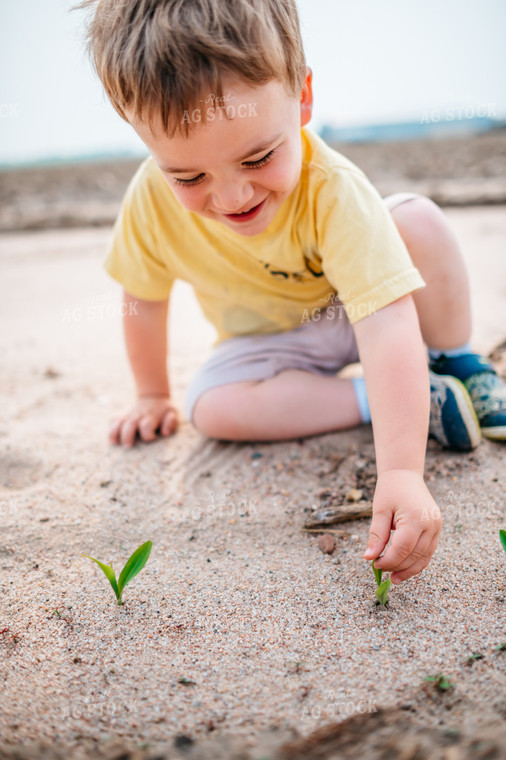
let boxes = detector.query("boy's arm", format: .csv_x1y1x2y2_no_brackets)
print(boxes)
109,290,178,447
353,293,442,584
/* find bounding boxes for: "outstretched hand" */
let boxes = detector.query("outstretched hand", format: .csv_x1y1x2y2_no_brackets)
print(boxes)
363,469,442,584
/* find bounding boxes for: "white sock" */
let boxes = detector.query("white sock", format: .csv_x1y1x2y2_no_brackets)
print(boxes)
352,377,371,423
428,342,472,360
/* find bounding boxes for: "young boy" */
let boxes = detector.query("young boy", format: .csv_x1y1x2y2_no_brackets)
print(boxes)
82,0,505,587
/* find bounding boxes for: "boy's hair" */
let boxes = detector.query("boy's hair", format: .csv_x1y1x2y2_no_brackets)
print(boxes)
79,0,306,136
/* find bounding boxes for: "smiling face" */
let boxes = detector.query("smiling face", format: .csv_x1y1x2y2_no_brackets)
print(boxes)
126,72,313,236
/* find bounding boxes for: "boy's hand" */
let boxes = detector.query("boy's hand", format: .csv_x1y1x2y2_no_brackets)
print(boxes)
109,395,178,447
363,469,442,585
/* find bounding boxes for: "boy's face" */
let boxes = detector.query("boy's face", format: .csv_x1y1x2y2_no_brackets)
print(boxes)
126,72,313,236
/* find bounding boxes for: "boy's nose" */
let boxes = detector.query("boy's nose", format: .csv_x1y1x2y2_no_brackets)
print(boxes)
211,181,254,214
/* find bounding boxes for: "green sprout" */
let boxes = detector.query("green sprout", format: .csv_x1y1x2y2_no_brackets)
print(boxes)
372,558,391,606
424,673,455,692
500,529,506,555
83,540,152,605
465,652,484,665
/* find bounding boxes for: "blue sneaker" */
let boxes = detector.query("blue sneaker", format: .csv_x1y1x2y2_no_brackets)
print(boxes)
430,354,506,441
429,371,481,451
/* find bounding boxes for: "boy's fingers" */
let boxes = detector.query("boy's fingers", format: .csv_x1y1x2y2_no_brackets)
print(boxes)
363,508,392,560
119,419,138,448
109,419,122,444
160,409,178,436
138,415,158,442
391,534,439,584
109,404,178,446
372,526,418,571
383,530,432,574
391,557,428,584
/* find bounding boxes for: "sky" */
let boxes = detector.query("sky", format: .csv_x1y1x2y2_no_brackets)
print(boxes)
0,0,505,165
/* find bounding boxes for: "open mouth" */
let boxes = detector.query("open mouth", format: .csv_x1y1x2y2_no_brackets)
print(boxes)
225,198,266,223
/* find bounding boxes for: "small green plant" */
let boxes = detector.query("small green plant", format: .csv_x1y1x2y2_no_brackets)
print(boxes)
465,652,484,665
83,540,152,605
500,529,506,555
372,559,391,606
178,676,196,686
424,673,455,692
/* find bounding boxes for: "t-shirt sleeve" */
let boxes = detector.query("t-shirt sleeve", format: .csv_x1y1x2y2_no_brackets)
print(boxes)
316,165,425,323
104,161,175,301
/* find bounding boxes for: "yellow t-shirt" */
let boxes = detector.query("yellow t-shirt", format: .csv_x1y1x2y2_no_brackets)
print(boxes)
105,127,425,343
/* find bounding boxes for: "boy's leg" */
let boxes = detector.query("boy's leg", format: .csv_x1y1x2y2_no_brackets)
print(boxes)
189,304,477,448
193,370,361,441
387,194,506,440
193,356,479,450
189,309,364,440
386,194,472,350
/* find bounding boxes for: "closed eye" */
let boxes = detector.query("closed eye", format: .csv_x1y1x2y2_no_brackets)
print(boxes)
172,148,276,188
173,173,205,187
243,148,276,168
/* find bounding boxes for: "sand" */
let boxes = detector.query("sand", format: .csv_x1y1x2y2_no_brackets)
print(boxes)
0,206,505,758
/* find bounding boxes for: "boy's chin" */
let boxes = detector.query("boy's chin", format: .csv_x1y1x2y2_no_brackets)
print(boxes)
219,215,271,236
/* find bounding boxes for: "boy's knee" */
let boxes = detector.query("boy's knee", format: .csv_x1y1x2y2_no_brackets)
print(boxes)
192,387,225,438
390,195,446,246
192,382,258,439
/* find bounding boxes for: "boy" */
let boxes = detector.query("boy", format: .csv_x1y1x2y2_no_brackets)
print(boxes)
82,0,505,587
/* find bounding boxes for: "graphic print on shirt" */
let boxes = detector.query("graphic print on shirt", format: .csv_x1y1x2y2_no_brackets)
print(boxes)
258,248,324,282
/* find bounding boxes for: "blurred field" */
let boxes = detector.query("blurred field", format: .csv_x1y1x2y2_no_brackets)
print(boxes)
1,130,505,232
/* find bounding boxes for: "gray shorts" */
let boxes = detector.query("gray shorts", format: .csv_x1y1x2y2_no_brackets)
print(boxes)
184,192,421,423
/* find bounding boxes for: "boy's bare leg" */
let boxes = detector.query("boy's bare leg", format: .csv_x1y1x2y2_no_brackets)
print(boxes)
388,196,472,349
193,370,361,440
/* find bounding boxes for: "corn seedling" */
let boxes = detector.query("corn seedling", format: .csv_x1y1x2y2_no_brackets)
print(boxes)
465,652,484,665
500,529,506,555
83,540,152,605
372,559,391,606
424,673,455,692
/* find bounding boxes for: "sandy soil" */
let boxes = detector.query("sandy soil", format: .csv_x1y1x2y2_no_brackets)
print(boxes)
0,206,505,758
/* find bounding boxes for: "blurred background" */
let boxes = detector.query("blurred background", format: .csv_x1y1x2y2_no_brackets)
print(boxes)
1,0,505,229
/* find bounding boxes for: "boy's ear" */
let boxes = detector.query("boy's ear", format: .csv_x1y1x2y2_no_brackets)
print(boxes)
300,66,313,127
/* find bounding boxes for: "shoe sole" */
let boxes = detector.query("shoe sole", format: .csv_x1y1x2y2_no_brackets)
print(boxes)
436,375,481,450
481,425,506,440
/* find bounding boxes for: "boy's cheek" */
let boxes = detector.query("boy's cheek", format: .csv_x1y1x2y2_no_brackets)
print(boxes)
162,179,204,212
171,189,200,211
268,146,303,193
267,164,301,196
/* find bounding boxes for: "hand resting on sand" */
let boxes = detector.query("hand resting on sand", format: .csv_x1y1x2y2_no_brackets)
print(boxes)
109,395,178,448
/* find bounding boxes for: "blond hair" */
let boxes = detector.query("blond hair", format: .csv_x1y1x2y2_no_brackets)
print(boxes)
79,0,306,136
